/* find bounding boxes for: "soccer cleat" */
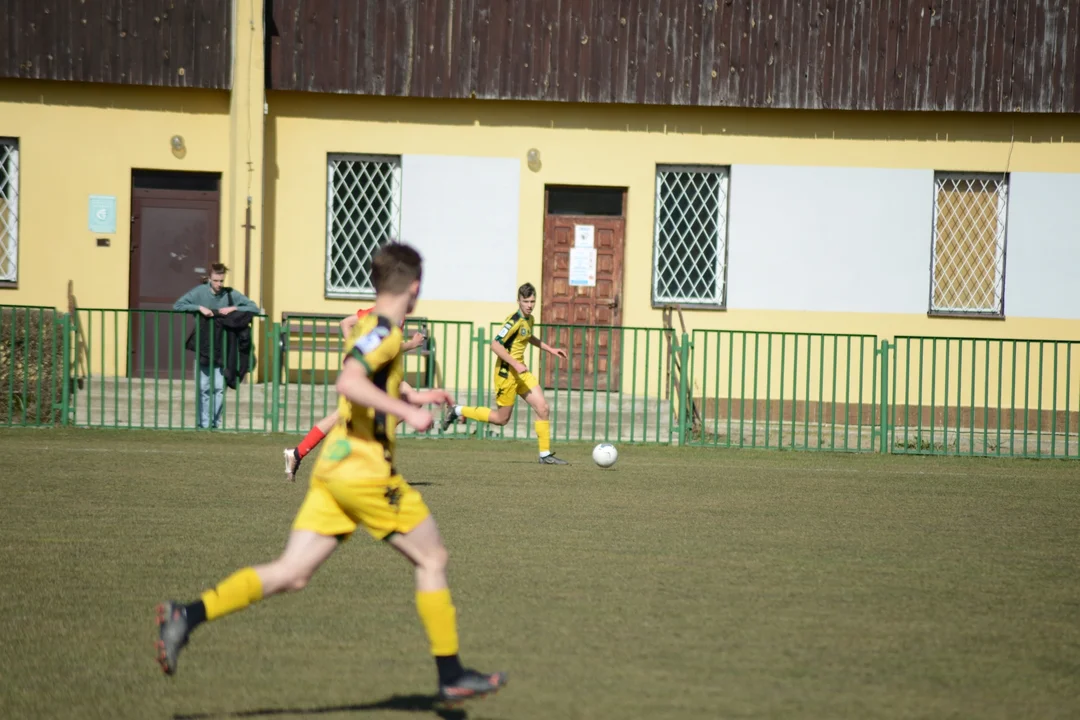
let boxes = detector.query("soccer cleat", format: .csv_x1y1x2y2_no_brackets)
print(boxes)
438,669,508,705
538,454,569,465
155,601,191,676
439,405,461,432
284,448,301,482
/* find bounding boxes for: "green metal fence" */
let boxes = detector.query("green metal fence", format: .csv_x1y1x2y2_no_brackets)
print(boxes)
2,303,1078,459
890,336,1080,458
688,330,882,452
69,308,277,431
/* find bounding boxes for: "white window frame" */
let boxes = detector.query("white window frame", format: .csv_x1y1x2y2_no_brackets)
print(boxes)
0,138,19,285
652,164,729,308
929,171,1009,317
325,153,402,299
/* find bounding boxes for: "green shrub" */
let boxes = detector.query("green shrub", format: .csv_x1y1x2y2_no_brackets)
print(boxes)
0,307,65,425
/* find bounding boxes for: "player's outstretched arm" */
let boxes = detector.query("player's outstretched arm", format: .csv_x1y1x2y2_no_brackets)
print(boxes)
400,381,454,408
336,360,433,432
402,330,427,353
528,334,569,361
490,340,526,372
339,314,359,338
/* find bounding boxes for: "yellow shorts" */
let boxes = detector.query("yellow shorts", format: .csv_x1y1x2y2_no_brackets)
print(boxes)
292,473,430,541
494,369,539,407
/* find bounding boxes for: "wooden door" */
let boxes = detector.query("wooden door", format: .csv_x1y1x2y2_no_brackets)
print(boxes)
541,191,625,392
129,175,220,379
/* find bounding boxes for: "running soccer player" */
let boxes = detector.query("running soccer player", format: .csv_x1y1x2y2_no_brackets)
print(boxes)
440,282,570,464
155,243,507,704
283,308,427,481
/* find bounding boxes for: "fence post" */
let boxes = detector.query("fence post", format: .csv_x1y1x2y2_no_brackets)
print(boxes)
271,321,281,434
879,339,890,453
476,327,486,410
60,313,72,426
678,333,690,445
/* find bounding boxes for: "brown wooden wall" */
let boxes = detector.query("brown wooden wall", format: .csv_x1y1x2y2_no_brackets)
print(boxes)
267,0,1080,113
0,0,232,89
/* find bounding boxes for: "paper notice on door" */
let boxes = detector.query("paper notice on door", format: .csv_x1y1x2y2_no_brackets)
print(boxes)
574,224,595,248
569,247,597,287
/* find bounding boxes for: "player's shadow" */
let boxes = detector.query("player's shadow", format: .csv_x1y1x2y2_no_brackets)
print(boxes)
406,481,438,486
174,692,482,719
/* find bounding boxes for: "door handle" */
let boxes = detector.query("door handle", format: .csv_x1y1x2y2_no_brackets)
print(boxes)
601,293,620,311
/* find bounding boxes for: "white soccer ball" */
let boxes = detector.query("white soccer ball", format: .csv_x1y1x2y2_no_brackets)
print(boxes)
592,443,618,468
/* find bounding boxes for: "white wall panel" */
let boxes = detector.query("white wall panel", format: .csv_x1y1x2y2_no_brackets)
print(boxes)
726,165,933,314
401,155,520,303
1003,172,1080,320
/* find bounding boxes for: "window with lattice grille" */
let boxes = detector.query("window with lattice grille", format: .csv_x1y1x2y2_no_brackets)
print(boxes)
325,154,401,298
653,165,728,306
930,172,1009,316
0,139,18,284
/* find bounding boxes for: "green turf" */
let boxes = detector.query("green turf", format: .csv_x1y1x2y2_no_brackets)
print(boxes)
0,428,1078,720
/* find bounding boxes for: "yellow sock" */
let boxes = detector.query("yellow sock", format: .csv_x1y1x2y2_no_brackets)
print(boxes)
536,420,551,455
200,567,264,621
460,406,491,423
415,589,460,656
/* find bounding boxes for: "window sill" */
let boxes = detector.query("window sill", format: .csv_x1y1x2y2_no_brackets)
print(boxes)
0,281,17,289
652,302,727,311
927,311,1005,321
325,291,375,301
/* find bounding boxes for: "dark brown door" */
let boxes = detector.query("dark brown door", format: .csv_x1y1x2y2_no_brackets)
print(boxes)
129,172,220,379
541,187,625,391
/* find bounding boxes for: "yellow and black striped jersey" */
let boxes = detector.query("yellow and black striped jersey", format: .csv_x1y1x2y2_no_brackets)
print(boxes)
312,313,403,480
494,311,533,365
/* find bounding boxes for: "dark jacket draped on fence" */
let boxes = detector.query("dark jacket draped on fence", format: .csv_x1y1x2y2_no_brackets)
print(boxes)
185,311,257,389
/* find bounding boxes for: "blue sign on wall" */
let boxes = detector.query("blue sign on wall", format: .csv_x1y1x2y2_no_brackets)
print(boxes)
88,195,117,234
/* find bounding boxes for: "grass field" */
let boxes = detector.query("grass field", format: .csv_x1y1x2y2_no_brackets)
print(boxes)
1,428,1078,720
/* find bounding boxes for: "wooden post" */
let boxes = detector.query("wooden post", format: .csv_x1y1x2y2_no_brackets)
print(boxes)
242,199,255,297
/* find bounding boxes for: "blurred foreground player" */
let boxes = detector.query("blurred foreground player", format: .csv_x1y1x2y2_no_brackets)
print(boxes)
156,243,507,704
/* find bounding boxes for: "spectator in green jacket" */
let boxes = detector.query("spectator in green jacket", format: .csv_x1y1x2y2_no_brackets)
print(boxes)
174,263,260,428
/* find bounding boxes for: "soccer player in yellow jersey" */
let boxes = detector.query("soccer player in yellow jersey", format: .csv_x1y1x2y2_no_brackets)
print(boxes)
283,309,427,482
156,244,507,704
440,282,570,464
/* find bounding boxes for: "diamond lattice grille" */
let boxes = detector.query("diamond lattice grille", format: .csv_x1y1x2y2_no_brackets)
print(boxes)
0,140,18,283
326,155,401,297
653,166,728,305
931,173,1008,315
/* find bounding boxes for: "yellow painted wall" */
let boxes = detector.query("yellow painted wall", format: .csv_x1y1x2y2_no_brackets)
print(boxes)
0,79,231,310
265,91,1080,347
3,77,1077,413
